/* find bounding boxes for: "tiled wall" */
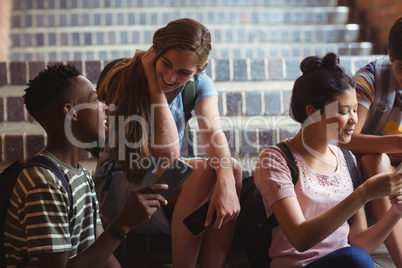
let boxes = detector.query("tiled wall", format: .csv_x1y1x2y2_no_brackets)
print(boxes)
8,0,373,61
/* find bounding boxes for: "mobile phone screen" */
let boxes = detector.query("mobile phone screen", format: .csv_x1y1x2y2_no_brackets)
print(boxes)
153,158,193,199
183,201,217,237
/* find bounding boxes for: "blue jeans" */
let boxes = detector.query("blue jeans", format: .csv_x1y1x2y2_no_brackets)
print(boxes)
304,246,373,268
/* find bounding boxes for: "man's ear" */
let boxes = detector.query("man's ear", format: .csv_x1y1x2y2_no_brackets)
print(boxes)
64,103,77,121
196,61,209,74
388,49,394,63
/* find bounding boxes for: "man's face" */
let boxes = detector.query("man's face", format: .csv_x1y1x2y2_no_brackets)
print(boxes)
68,76,108,146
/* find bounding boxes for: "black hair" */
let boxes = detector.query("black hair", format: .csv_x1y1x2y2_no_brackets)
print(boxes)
23,64,81,119
388,16,402,60
290,52,356,124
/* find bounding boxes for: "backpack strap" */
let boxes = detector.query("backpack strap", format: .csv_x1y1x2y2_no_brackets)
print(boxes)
264,142,299,233
26,156,73,212
9,156,71,267
340,148,360,190
276,141,298,185
363,57,397,135
182,76,197,123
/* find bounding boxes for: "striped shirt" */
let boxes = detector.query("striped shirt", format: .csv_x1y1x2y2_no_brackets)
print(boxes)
355,60,402,135
4,151,101,267
354,60,402,161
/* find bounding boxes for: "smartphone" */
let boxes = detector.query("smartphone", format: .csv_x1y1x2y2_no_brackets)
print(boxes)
396,162,402,172
153,158,193,199
183,201,217,237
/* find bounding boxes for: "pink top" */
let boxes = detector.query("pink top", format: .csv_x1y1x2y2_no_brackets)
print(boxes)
254,139,354,268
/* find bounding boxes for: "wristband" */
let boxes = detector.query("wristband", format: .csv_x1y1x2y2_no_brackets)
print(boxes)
106,224,126,241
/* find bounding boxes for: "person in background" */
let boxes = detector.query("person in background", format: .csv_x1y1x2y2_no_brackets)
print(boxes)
340,16,402,267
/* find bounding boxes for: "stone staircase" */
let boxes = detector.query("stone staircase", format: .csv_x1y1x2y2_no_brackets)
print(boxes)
0,0,397,267
3,0,379,169
0,54,383,170
9,0,371,62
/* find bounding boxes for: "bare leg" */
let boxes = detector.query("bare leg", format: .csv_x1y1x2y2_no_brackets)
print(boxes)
168,158,242,268
360,153,402,267
198,159,243,268
169,158,218,268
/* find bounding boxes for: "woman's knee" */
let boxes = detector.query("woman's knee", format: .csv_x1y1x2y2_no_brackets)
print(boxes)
186,158,217,185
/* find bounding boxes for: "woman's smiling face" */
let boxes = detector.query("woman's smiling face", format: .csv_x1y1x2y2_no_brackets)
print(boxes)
155,49,199,93
322,87,358,144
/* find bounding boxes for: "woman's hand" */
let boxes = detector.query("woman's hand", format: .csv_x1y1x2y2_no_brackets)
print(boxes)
207,174,240,229
390,190,402,215
389,168,402,215
361,170,402,202
141,46,160,94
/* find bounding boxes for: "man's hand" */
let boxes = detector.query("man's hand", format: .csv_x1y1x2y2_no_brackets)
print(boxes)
114,183,168,234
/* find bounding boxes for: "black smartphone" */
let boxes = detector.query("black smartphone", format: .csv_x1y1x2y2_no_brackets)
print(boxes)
153,158,193,199
183,201,217,237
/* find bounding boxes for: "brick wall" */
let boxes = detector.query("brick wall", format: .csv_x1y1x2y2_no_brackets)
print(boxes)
348,0,402,54
0,0,12,61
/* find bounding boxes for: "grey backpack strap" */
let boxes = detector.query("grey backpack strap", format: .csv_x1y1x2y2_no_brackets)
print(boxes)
363,57,397,135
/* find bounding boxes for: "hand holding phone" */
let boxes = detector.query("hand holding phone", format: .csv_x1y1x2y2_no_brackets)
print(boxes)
183,201,217,237
153,158,193,199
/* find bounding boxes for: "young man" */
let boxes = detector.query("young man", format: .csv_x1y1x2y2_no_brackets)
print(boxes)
4,64,168,267
341,16,402,266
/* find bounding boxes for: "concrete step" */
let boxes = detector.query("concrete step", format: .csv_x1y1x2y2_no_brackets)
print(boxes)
9,1,371,61
10,23,361,45
9,41,373,61
12,0,340,10
10,7,350,27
